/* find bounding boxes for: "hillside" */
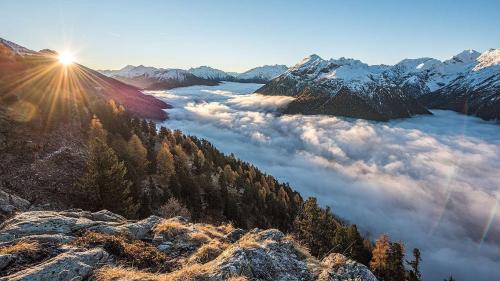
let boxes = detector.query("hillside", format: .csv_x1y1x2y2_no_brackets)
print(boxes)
0,38,169,120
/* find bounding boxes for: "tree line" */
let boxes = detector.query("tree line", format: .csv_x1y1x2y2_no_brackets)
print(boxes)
75,98,428,281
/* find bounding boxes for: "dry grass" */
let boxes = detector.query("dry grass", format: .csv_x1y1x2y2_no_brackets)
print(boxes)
227,277,249,281
153,220,190,239
96,263,208,281
0,241,40,255
188,240,229,264
188,232,210,245
72,231,172,272
95,266,164,281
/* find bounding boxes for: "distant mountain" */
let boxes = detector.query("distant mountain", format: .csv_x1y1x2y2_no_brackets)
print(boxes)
233,64,288,83
99,65,218,90
0,38,169,120
257,49,500,121
102,64,289,88
188,66,234,81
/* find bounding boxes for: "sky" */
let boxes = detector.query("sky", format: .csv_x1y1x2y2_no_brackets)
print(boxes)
1,0,499,72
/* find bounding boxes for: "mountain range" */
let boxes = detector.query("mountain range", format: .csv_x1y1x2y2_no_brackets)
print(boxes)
99,64,288,89
257,49,499,121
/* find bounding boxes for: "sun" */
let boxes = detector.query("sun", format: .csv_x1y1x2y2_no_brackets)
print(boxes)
58,51,75,66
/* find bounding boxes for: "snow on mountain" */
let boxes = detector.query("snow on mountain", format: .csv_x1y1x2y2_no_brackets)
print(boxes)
257,49,500,121
99,65,218,90
474,48,500,71
236,64,288,82
0,38,37,55
103,65,190,81
188,66,233,81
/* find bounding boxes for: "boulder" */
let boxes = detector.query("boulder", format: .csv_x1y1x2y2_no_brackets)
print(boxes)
0,248,108,281
318,253,378,281
0,189,30,216
206,229,313,281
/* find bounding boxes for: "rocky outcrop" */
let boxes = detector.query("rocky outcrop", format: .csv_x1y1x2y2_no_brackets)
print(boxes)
1,248,108,281
0,190,30,219
318,253,377,281
0,210,377,281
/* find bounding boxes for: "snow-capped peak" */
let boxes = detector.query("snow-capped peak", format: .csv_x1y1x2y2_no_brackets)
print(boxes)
445,49,480,64
236,64,288,81
188,66,232,80
473,48,500,71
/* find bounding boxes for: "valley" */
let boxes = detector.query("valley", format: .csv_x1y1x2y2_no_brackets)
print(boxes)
149,82,500,281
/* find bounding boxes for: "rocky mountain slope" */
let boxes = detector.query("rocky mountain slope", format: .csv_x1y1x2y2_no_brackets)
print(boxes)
417,49,500,120
257,49,500,121
0,209,377,281
256,55,431,121
0,38,169,120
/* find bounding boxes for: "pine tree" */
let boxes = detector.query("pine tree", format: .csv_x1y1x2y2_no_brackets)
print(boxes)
127,134,149,176
407,248,422,281
388,242,406,281
370,234,391,281
79,137,136,217
157,142,175,180
293,197,337,257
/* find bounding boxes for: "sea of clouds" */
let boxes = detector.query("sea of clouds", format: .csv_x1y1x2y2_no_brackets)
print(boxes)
149,82,500,281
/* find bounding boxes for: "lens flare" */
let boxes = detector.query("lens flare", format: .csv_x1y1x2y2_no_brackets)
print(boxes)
58,51,74,65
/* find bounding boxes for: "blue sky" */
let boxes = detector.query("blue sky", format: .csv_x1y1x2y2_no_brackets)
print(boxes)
1,0,499,72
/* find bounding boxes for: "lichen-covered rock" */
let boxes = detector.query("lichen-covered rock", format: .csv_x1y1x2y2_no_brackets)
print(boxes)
206,229,313,281
0,210,162,243
0,248,109,281
0,189,30,217
318,253,378,281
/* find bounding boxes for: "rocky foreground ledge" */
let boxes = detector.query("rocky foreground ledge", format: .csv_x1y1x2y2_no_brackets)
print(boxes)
0,210,377,281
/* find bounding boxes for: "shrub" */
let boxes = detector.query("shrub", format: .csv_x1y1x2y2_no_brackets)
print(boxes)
72,231,172,272
157,197,191,219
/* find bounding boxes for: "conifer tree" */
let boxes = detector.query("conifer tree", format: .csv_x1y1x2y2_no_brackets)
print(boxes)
406,248,422,281
388,242,406,281
157,142,175,180
370,234,391,281
127,134,149,176
79,137,136,217
293,197,337,257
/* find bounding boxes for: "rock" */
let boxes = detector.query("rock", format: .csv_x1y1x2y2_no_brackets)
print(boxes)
224,228,245,243
207,229,313,281
0,189,30,216
0,211,98,242
117,215,162,240
0,248,109,281
0,254,13,270
318,253,377,281
0,210,161,243
90,210,126,223
0,234,75,246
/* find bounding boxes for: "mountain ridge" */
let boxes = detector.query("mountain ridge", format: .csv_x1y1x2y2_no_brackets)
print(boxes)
257,49,500,121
